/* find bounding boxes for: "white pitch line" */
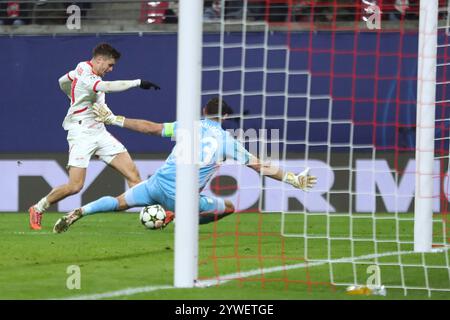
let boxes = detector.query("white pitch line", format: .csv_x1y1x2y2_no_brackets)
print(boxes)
60,247,449,300
195,247,448,287
10,231,54,235
5,231,147,236
61,285,174,300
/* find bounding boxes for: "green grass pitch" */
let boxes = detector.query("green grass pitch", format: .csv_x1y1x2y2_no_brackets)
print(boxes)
0,212,448,300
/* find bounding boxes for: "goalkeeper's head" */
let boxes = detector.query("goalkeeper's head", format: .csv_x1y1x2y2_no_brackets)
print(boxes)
203,97,234,122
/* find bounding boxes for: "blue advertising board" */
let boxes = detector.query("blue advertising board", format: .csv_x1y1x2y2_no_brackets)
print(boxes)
0,32,421,153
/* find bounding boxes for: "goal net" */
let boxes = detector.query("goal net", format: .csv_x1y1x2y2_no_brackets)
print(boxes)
189,0,449,297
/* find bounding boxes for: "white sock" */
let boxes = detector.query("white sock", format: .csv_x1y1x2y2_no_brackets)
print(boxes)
35,197,50,213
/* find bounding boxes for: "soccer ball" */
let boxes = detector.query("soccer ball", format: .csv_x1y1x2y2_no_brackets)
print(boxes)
139,204,167,230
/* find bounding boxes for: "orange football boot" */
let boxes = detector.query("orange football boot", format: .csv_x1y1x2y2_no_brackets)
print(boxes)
163,210,175,227
29,206,43,230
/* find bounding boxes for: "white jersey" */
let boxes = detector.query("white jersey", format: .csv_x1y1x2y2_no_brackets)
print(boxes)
62,61,105,131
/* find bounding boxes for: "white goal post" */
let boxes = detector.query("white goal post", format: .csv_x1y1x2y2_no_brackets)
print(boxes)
173,0,449,295
174,0,203,287
414,0,438,253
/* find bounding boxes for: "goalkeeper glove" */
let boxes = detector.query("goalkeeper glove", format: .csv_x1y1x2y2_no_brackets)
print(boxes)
92,103,125,127
283,168,317,191
140,80,160,90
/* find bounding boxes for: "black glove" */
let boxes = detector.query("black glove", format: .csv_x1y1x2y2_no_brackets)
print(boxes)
140,80,160,90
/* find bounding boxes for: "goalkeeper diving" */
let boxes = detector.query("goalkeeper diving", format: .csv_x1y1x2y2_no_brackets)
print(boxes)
53,98,317,233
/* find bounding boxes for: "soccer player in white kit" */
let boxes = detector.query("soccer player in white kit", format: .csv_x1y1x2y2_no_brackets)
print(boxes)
53,98,318,233
29,43,160,230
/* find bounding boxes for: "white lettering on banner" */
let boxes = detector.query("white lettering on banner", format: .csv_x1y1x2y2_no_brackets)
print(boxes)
0,159,447,213
0,161,21,211
356,160,440,212
264,160,335,212
202,164,261,212
0,160,71,211
0,160,106,212
443,174,450,198
0,160,62,211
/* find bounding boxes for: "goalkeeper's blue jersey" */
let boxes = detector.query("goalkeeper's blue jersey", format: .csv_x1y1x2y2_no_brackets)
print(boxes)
153,118,251,199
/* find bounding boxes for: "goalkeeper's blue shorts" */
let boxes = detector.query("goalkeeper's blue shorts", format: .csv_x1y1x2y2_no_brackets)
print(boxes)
124,175,226,214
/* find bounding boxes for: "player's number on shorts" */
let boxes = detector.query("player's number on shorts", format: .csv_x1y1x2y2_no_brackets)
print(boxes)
200,137,218,165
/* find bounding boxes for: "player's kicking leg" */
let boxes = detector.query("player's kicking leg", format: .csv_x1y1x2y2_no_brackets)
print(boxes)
96,130,141,188
107,151,141,188
29,167,86,230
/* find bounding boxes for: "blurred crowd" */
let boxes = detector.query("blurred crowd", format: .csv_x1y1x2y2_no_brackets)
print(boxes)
145,0,439,25
0,1,91,25
200,0,432,23
0,0,440,26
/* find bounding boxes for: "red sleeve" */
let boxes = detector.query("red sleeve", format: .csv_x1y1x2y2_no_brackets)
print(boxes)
93,80,102,93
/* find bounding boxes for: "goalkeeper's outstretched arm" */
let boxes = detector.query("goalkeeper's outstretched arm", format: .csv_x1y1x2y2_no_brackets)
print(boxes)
123,118,163,136
247,156,317,191
247,156,284,181
92,103,163,135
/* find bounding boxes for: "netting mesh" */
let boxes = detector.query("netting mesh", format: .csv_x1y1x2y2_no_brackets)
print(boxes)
195,0,450,297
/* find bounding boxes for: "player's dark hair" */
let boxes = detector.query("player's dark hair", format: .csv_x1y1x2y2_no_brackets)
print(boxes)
93,43,121,60
205,97,233,117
